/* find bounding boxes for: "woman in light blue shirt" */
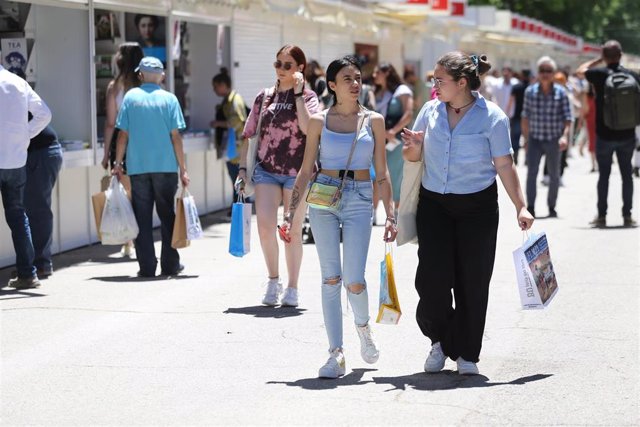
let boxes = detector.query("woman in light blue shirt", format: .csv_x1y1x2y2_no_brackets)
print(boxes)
402,52,534,376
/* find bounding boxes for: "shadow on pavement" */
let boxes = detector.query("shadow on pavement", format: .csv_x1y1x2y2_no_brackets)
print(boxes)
89,274,199,283
0,209,229,283
371,371,553,391
0,289,47,301
267,368,376,390
224,305,307,318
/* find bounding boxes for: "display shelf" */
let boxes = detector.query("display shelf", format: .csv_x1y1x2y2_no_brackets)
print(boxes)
183,134,210,153
62,149,93,169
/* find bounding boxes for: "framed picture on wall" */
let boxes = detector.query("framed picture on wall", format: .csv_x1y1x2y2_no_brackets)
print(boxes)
95,11,121,40
354,43,379,81
125,13,166,62
1,37,27,78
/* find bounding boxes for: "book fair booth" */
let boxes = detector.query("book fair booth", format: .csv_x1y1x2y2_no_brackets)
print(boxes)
0,0,616,268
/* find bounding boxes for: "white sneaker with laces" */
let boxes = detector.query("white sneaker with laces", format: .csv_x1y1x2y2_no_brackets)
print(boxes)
261,278,283,306
356,323,380,364
456,357,479,375
280,287,299,307
424,342,446,373
318,348,346,379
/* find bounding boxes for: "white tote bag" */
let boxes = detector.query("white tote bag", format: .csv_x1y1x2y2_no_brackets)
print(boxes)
183,191,204,241
100,176,139,245
396,143,424,246
244,88,272,197
512,231,559,309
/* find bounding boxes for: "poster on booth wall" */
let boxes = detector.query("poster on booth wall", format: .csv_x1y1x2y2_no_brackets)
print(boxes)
1,38,28,79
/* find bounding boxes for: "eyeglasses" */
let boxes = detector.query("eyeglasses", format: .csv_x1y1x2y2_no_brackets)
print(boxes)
538,68,554,74
431,77,454,87
274,61,294,71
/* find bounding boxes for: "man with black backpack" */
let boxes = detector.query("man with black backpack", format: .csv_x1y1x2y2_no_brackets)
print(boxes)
578,40,640,228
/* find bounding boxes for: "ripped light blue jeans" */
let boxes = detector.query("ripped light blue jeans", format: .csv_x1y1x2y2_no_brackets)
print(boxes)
309,174,373,351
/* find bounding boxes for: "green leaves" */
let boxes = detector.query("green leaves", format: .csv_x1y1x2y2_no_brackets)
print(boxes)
469,0,640,54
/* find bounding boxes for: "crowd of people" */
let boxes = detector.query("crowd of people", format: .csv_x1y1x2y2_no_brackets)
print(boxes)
1,37,638,379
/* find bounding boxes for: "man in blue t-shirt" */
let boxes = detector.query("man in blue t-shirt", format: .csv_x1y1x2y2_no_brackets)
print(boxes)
112,56,189,277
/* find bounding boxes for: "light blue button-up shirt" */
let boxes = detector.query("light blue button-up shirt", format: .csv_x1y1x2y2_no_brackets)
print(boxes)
412,92,513,195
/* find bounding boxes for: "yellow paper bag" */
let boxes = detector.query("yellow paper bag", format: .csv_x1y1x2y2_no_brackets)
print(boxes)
376,244,402,324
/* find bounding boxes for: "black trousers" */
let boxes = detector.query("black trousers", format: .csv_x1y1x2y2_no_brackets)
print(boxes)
415,182,499,363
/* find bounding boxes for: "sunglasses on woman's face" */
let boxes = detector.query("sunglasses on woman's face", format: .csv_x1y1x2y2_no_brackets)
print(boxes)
274,61,294,71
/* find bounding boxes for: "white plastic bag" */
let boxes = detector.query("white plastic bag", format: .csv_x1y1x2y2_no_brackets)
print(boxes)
100,176,139,245
183,191,204,241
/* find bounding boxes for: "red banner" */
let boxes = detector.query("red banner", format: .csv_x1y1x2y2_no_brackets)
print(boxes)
451,1,465,16
431,0,448,11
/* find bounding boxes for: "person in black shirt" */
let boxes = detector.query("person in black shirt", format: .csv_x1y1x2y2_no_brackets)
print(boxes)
507,69,531,165
23,121,63,278
578,40,640,228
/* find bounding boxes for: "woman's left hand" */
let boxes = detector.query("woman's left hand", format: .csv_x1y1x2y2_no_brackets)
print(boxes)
518,207,534,231
383,219,398,242
293,72,305,93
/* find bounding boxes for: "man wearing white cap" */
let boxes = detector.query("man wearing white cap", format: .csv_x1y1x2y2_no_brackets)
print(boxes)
112,56,189,277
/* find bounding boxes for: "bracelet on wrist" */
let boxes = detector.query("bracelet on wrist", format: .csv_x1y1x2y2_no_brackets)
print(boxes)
294,92,304,98
386,217,397,225
239,167,247,171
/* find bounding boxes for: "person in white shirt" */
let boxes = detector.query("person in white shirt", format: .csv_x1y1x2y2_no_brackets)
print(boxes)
0,64,52,290
491,66,519,117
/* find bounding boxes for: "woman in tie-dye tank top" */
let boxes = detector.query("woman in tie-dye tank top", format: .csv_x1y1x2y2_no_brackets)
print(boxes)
240,45,320,307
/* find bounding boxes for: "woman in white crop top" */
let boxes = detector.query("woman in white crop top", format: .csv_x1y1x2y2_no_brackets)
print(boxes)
281,56,398,379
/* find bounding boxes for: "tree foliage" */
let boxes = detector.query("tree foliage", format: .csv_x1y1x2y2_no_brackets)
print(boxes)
469,0,640,54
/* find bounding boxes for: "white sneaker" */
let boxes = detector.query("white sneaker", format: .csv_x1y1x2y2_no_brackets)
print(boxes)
356,323,380,364
318,348,346,379
280,287,299,307
121,242,134,257
541,175,550,186
261,278,282,306
456,357,479,375
424,342,446,373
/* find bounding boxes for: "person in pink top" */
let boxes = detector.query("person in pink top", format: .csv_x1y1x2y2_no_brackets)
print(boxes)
240,45,320,307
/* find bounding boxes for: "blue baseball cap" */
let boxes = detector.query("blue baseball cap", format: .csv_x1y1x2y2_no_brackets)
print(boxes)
135,56,164,74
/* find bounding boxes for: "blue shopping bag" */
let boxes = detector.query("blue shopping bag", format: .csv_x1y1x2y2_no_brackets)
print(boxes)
229,195,251,257
226,128,237,159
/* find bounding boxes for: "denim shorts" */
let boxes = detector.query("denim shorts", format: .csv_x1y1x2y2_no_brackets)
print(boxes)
252,164,296,189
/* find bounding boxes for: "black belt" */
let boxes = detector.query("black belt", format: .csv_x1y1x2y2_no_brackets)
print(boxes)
338,170,354,179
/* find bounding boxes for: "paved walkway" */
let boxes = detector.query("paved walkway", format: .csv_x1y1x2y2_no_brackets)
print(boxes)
1,153,638,425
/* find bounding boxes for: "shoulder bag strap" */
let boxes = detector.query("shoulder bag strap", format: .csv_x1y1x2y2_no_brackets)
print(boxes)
338,108,368,193
254,87,272,139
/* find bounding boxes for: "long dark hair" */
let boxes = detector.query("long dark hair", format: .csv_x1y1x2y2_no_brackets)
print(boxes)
436,51,492,91
376,62,403,93
115,42,144,92
326,55,361,106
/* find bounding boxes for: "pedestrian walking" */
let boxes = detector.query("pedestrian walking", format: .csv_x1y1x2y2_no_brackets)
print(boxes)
112,56,189,278
404,66,429,123
101,42,144,257
373,62,413,208
577,40,640,227
490,66,518,116
0,63,52,289
23,122,62,279
240,45,320,307
280,56,397,378
210,67,248,215
506,69,531,165
522,56,573,218
401,52,534,376
305,60,332,109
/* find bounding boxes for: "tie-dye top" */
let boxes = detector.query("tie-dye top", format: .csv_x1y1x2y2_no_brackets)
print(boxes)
242,87,320,176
